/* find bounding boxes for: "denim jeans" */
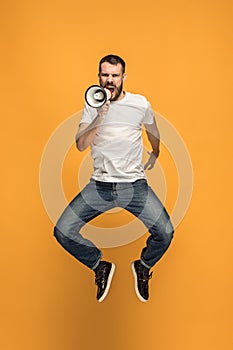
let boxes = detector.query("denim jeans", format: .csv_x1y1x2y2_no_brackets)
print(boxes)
54,179,174,270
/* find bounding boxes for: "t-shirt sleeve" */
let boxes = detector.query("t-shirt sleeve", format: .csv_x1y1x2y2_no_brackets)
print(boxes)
79,103,98,125
143,101,155,125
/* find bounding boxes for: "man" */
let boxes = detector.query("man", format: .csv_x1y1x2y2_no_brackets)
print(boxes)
54,54,174,303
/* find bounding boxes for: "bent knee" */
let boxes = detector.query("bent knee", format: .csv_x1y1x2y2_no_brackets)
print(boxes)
54,226,63,240
165,220,174,239
54,224,79,243
156,218,174,246
53,226,72,248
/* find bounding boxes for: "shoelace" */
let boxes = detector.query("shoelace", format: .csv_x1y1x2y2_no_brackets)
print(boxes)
140,271,153,282
95,268,106,286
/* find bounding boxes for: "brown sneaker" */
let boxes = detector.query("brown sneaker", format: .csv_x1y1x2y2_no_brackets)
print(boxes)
131,260,153,302
94,261,115,302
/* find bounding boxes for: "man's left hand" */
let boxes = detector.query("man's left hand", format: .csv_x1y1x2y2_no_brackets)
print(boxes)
144,152,157,170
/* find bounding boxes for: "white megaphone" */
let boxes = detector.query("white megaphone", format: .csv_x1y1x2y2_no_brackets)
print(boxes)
85,85,112,108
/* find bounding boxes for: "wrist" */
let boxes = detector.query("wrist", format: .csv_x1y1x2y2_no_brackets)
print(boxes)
97,112,105,119
96,113,105,123
151,149,160,157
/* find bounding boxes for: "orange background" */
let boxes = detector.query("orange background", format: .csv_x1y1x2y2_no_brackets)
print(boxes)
1,1,233,349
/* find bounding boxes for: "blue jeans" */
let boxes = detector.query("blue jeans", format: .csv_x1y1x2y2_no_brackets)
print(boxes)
54,179,174,269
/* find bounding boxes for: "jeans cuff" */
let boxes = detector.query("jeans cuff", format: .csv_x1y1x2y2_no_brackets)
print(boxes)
91,253,103,270
140,259,151,270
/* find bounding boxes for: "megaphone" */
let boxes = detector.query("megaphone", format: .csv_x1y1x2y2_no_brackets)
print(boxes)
85,85,111,108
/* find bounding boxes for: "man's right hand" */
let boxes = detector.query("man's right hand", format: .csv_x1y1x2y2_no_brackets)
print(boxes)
97,100,110,117
76,102,110,152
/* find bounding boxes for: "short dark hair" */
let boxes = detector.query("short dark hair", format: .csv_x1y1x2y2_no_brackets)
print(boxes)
99,54,126,74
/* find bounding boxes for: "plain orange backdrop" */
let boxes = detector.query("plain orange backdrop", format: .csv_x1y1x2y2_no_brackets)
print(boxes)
1,0,233,349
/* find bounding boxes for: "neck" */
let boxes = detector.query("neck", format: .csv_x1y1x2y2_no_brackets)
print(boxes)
117,90,126,101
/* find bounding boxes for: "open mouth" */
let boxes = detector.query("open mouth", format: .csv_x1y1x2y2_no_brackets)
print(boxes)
105,87,115,94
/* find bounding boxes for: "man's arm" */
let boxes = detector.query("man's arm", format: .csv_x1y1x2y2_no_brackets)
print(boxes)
76,101,110,152
144,119,160,170
145,119,160,157
76,117,103,152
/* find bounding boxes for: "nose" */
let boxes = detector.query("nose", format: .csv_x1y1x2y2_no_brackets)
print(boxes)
107,75,113,84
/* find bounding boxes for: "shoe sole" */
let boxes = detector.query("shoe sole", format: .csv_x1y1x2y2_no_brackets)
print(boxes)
98,263,116,303
131,262,147,303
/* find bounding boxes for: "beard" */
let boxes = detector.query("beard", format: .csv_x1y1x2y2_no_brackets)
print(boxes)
109,81,124,101
100,81,124,101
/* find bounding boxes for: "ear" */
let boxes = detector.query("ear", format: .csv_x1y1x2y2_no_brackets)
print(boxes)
123,73,127,81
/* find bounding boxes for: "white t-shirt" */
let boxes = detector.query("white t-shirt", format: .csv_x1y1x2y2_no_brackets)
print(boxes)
79,92,154,182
